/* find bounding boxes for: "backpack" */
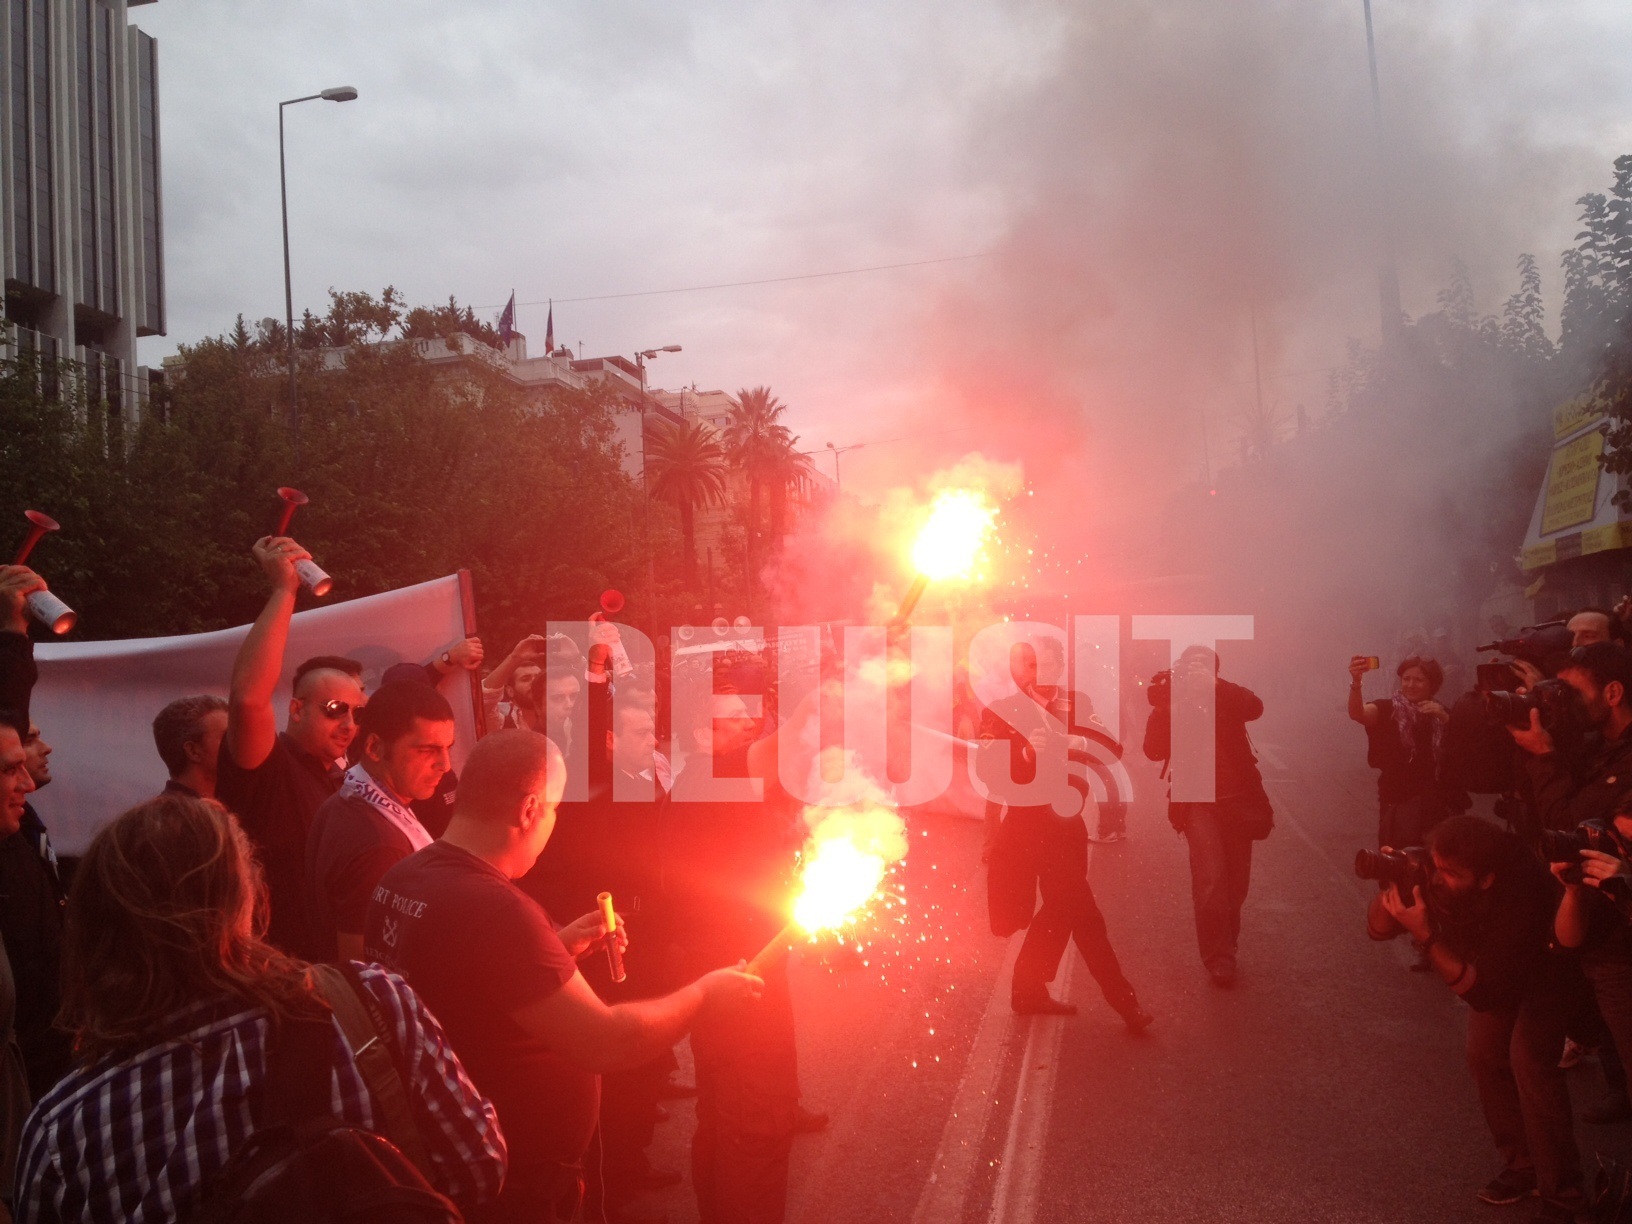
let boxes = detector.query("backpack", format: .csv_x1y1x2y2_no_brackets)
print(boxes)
185,964,463,1224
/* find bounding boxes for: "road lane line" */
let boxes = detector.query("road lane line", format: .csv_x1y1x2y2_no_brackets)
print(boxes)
909,931,1024,1224
985,955,1074,1224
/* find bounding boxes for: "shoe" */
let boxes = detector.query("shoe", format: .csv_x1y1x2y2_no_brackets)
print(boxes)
1206,961,1238,988
633,1166,683,1192
1583,1093,1632,1124
1476,1168,1537,1205
656,1078,697,1099
1011,992,1079,1016
793,1104,830,1134
1120,1006,1155,1034
1560,1038,1586,1070
1089,830,1125,844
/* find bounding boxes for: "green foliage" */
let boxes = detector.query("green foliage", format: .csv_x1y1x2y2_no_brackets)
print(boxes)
0,290,646,649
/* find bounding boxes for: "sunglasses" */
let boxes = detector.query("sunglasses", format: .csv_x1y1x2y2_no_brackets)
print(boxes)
318,699,365,720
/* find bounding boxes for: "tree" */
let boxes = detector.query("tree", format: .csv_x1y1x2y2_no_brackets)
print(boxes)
722,385,793,550
647,416,729,588
765,433,817,540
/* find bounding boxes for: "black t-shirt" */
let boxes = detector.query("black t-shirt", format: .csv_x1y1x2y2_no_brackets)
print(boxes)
1424,851,1563,1014
305,790,418,963
216,733,338,960
364,840,597,1175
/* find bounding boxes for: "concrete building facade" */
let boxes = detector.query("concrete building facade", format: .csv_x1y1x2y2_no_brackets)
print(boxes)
1,0,164,417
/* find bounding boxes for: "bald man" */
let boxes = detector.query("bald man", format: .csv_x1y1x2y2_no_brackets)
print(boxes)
366,730,760,1224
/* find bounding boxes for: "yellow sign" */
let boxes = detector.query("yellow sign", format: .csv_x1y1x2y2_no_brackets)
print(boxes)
1540,430,1605,535
1553,396,1607,441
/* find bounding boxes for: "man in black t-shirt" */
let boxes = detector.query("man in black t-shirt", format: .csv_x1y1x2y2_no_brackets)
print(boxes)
366,730,760,1224
1368,815,1588,1219
216,536,365,959
306,680,455,964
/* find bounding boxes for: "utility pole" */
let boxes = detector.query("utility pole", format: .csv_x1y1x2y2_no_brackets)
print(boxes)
1363,0,1404,345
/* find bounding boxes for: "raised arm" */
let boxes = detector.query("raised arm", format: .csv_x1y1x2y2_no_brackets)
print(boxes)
1348,657,1380,726
225,537,308,770
0,567,46,724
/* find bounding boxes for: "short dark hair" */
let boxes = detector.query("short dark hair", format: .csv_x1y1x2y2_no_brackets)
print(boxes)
1428,815,1513,878
0,707,24,738
1563,641,1632,693
612,697,653,734
1572,606,1629,644
292,655,363,696
1396,656,1444,696
357,681,454,749
152,695,228,777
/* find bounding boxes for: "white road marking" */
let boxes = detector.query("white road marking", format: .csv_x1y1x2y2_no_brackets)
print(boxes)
909,932,1024,1224
985,956,1074,1224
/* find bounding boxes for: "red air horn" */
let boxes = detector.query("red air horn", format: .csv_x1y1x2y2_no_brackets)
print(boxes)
12,512,76,635
590,588,634,678
274,487,334,598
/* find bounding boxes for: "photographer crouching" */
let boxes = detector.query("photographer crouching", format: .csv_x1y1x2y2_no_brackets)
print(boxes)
1365,816,1590,1222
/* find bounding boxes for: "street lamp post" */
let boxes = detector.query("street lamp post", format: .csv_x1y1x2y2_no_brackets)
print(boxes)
280,84,358,467
825,441,864,494
633,345,681,614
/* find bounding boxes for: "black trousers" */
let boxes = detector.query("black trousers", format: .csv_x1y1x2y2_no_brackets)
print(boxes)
989,807,1137,1013
1181,806,1253,972
691,964,798,1224
1466,977,1589,1206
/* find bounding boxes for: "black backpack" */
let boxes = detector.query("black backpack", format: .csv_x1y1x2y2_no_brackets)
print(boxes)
185,969,463,1224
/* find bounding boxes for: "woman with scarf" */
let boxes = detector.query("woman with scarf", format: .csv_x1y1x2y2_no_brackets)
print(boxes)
1349,655,1464,851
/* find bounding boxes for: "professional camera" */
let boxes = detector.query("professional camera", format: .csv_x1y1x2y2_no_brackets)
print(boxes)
1540,820,1630,886
1354,845,1432,900
1481,677,1578,731
1475,620,1575,679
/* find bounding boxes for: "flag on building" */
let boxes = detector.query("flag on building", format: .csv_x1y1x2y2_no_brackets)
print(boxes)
544,301,555,353
497,291,516,345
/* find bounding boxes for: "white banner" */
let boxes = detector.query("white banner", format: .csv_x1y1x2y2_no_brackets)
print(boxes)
28,573,480,854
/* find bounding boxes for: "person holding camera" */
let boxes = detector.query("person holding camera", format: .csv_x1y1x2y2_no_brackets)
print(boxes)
1367,816,1587,1222
1347,654,1459,851
1141,646,1270,987
1511,642,1632,834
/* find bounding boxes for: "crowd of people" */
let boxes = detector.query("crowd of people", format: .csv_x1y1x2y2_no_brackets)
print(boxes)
1352,604,1632,1224
0,538,833,1224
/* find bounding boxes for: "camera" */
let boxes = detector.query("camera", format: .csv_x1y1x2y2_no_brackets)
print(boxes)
1475,621,1574,672
1540,820,1629,886
1481,677,1578,731
1354,846,1432,901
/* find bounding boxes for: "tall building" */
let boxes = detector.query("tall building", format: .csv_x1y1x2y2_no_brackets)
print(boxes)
2,0,164,418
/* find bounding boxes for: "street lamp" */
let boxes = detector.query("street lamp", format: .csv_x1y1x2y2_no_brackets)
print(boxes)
632,344,681,611
280,84,358,466
826,441,864,494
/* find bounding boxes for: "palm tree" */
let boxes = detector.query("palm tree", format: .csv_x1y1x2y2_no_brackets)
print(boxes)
767,434,817,540
722,386,792,546
647,416,728,588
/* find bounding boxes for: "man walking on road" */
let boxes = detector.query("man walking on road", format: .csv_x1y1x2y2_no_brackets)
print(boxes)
1143,646,1271,987
978,636,1152,1029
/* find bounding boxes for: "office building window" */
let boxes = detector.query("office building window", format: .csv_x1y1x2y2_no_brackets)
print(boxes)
95,6,117,313
30,0,54,292
77,0,97,306
136,30,162,333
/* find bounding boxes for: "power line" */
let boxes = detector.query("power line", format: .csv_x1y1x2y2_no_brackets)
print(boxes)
479,252,994,310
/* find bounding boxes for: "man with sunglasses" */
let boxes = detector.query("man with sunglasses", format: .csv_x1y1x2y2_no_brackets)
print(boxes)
217,536,366,959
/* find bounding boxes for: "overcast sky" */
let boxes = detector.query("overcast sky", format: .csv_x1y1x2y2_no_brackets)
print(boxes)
134,0,1632,500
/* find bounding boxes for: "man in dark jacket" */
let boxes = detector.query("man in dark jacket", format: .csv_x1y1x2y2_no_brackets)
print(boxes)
977,637,1150,1027
1142,646,1268,986
0,563,71,1098
1370,816,1587,1223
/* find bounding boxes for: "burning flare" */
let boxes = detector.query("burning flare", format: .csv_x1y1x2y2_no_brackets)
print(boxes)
910,489,997,582
792,838,890,933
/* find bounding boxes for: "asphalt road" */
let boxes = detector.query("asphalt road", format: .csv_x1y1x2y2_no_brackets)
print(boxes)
636,705,1632,1223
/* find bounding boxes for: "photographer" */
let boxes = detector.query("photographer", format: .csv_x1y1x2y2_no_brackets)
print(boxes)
1141,646,1269,987
1510,641,1632,834
1366,816,1587,1221
1347,654,1460,851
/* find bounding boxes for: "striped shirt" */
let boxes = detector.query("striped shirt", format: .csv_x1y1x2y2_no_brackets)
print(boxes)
13,964,506,1223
